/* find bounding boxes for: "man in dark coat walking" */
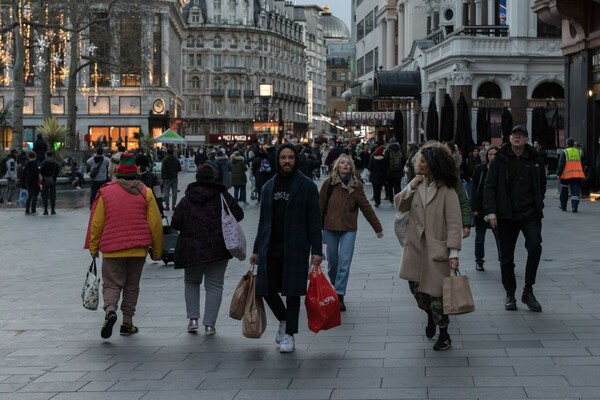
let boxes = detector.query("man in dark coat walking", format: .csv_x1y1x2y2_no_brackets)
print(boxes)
250,142,322,353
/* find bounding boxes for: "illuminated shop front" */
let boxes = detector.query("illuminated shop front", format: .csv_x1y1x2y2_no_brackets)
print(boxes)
86,126,141,150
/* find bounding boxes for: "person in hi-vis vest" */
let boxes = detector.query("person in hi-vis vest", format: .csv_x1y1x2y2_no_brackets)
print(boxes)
556,138,585,213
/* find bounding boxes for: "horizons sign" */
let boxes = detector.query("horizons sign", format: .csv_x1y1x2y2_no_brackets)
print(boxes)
340,112,394,125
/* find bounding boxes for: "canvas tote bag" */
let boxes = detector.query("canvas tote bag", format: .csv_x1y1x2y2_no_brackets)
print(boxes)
220,194,246,261
443,269,475,315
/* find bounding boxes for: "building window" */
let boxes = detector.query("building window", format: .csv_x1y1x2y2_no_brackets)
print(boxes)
365,11,374,36
245,37,252,49
188,54,195,66
213,35,222,48
214,0,221,11
213,77,223,90
331,87,337,97
331,71,337,81
365,50,374,72
357,57,364,77
196,54,202,67
228,55,237,67
213,54,222,68
196,36,204,48
374,47,379,70
229,79,238,90
357,19,364,41
191,100,201,112
340,72,346,81
212,99,222,115
228,103,238,115
190,76,200,89
495,0,507,25
186,35,194,47
191,12,200,23
230,36,238,48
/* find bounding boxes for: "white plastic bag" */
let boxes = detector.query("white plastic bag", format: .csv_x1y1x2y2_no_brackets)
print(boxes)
82,258,100,311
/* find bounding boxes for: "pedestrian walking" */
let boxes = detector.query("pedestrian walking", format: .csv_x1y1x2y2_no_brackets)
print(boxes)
84,153,163,339
171,164,244,335
251,147,275,204
40,152,59,215
3,149,18,204
86,148,111,208
249,143,323,353
215,149,232,189
484,125,547,312
320,154,383,312
23,151,39,215
384,138,404,204
470,146,501,271
230,150,248,205
135,154,164,216
395,142,462,351
557,138,585,212
161,147,181,211
367,145,387,207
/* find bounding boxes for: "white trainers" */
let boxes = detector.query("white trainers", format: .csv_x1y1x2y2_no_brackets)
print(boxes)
187,319,199,332
279,334,295,353
275,321,286,344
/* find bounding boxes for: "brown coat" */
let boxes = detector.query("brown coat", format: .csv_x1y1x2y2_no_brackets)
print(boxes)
320,175,382,233
395,179,462,297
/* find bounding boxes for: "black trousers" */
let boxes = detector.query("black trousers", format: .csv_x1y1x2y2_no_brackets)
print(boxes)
496,216,542,295
25,184,39,212
90,180,106,207
41,184,56,211
262,252,300,335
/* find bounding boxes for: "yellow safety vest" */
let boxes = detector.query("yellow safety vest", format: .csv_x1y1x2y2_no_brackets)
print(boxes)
560,147,585,179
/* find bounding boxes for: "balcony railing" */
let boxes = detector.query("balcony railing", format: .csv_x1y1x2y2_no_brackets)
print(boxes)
223,66,247,73
228,89,241,97
211,89,225,97
448,25,509,39
244,89,255,97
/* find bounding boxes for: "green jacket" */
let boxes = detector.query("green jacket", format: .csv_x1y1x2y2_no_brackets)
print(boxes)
455,181,471,228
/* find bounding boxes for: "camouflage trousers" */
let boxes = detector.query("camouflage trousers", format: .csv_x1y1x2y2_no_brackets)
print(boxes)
408,281,449,328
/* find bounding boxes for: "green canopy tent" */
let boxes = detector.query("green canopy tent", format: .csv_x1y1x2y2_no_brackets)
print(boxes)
155,128,186,144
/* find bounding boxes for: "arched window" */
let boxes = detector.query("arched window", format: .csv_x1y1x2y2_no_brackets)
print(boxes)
186,35,194,47
230,36,238,49
195,36,204,48
213,77,222,90
532,82,564,99
245,37,252,49
229,78,238,90
190,76,200,89
477,82,502,99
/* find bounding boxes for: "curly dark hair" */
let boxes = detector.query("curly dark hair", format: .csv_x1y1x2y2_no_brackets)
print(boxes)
419,143,458,188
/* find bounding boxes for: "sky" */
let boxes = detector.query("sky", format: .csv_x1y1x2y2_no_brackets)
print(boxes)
292,0,352,31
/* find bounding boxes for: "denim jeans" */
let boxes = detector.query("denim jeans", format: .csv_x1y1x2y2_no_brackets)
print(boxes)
41,183,56,211
234,185,246,203
474,216,501,264
184,259,228,327
496,216,542,294
560,178,582,211
162,179,178,208
323,229,357,296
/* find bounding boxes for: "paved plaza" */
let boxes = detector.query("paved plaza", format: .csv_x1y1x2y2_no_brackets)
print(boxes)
1,172,600,399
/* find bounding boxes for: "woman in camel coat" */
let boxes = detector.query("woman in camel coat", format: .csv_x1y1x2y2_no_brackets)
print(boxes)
395,142,462,351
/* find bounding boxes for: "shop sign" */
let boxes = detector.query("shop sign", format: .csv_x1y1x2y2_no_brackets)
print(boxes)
340,111,394,125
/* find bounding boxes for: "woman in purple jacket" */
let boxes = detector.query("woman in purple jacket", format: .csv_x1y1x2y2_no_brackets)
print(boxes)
171,164,243,335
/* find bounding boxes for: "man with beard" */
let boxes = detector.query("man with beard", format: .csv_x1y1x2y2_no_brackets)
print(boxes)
250,143,322,353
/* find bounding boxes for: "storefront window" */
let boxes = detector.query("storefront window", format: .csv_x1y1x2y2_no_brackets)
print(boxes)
87,126,141,151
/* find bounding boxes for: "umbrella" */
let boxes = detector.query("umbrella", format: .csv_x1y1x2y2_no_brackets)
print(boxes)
155,128,186,144
476,107,490,145
455,93,476,154
439,94,454,142
500,107,513,143
425,97,439,141
392,110,403,145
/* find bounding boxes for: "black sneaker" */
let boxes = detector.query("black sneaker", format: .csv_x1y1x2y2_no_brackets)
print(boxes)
522,290,542,312
504,294,517,311
433,334,452,351
120,324,139,336
101,312,117,339
475,261,485,271
338,295,346,312
425,323,436,339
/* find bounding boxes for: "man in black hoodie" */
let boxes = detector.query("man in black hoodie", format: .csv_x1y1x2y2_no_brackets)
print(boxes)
250,143,322,353
484,125,546,313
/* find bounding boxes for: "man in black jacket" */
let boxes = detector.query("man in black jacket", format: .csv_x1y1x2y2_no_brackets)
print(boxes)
250,143,322,353
484,125,546,312
161,147,181,211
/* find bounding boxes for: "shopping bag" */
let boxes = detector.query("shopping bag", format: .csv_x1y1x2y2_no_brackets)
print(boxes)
81,258,101,311
443,269,475,315
305,264,341,333
242,268,267,338
221,194,247,261
229,266,253,320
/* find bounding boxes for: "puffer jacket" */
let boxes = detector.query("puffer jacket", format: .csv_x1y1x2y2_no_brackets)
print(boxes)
171,181,243,268
230,156,247,186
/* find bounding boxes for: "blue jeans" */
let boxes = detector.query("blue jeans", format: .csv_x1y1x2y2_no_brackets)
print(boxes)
323,230,357,296
184,259,228,327
234,185,246,203
474,216,500,264
162,179,178,208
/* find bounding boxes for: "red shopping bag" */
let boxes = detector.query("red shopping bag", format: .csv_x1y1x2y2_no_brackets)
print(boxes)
305,264,341,333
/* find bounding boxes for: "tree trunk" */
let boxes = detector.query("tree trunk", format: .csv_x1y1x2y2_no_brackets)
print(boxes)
65,29,79,150
40,44,52,121
11,1,24,149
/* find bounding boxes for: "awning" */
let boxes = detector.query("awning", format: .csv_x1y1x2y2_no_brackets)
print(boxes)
375,69,421,99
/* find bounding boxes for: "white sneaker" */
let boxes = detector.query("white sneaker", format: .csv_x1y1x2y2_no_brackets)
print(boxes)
187,319,199,332
279,334,295,353
275,321,286,344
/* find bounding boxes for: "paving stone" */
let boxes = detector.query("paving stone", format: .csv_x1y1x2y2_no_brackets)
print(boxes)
331,388,427,399
234,388,332,400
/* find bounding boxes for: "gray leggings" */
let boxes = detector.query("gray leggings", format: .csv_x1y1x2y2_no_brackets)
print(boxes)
184,259,228,327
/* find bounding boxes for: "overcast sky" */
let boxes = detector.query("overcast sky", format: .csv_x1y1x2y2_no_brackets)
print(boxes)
292,0,352,31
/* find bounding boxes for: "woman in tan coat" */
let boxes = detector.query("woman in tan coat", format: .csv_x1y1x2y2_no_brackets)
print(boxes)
320,154,383,311
394,142,462,351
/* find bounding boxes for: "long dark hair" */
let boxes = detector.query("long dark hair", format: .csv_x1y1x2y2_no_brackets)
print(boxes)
420,143,458,188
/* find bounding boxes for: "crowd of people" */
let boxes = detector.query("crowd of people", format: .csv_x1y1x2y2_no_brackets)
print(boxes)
0,128,588,353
